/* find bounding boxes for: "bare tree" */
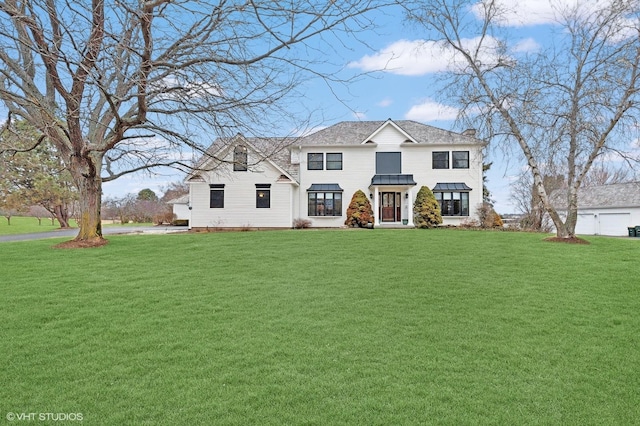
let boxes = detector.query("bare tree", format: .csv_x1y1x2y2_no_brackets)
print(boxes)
0,0,386,245
582,161,635,187
511,169,564,232
403,0,640,238
160,181,189,203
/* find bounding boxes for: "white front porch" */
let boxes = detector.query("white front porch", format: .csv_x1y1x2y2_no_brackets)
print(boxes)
369,185,415,227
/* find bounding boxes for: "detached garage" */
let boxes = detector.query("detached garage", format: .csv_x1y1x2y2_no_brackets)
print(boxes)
556,182,640,236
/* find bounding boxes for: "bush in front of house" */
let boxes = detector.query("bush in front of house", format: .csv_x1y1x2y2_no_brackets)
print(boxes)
476,202,504,228
413,186,442,228
293,218,312,229
345,190,374,228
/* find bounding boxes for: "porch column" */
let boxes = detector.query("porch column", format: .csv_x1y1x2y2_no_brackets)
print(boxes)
373,186,380,225
407,188,414,226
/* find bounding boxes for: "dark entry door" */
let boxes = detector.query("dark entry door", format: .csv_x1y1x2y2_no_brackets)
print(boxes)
381,192,398,222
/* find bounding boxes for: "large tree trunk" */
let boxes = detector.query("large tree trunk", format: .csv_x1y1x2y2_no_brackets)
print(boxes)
70,152,104,244
53,204,71,228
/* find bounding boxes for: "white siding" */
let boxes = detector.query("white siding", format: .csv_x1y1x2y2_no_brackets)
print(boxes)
297,146,376,227
371,124,410,145
403,145,483,226
569,207,640,236
172,203,190,221
295,124,484,227
189,122,485,229
189,149,295,228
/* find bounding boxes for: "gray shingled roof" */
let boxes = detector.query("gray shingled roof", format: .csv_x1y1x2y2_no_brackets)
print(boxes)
300,120,484,146
191,120,484,181
553,182,640,209
192,135,299,179
166,194,189,204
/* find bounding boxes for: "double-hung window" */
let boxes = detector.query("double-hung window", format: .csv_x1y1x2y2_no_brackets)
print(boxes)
432,151,449,169
256,184,271,208
326,153,343,170
209,184,225,208
452,151,469,169
308,153,323,170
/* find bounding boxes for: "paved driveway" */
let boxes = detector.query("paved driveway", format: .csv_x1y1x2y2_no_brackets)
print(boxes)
0,226,188,242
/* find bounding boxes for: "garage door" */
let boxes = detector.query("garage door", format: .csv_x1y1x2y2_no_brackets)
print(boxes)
575,213,596,235
598,213,631,236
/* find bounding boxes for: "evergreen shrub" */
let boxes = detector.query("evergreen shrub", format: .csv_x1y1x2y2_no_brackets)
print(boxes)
345,190,374,228
413,186,442,228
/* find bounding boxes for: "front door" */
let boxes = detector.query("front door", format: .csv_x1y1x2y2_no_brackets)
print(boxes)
380,192,400,222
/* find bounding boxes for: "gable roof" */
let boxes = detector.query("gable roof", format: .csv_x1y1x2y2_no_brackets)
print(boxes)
189,120,484,183
188,134,299,181
299,119,485,146
553,182,640,209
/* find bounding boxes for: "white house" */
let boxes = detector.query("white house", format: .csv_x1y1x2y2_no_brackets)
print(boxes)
186,119,486,229
167,194,190,222
555,182,640,236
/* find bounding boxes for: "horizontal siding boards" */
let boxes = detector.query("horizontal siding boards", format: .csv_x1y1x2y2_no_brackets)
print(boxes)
190,182,293,228
190,121,486,229
297,143,483,226
189,151,294,228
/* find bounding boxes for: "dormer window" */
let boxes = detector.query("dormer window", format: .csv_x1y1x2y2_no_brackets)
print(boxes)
234,145,248,171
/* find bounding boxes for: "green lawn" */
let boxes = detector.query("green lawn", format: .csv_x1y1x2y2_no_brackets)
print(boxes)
0,216,76,235
1,230,639,424
0,217,151,236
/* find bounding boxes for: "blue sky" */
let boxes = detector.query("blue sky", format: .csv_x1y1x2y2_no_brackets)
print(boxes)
101,0,635,212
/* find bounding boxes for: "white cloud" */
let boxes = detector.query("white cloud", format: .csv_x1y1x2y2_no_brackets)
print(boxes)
376,98,393,108
511,37,541,53
349,37,505,76
405,99,460,122
348,39,450,76
352,111,367,120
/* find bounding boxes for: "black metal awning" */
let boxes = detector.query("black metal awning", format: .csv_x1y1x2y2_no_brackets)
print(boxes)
433,182,472,191
307,183,343,192
370,174,417,186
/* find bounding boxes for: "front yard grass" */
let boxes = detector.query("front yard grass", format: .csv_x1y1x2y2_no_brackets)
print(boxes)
1,229,639,424
0,216,76,236
0,217,151,237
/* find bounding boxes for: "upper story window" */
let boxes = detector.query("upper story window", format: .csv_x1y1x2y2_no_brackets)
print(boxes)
376,152,401,174
452,151,469,169
308,153,323,170
326,153,343,170
432,151,449,169
233,145,248,171
209,184,225,208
